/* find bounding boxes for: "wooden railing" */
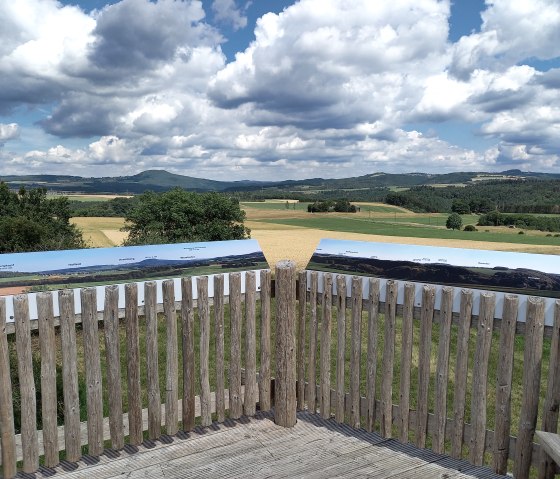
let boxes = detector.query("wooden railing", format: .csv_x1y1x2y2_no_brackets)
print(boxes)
298,270,560,479
1,262,559,478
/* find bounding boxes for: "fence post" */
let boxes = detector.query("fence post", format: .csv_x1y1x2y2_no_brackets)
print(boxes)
275,260,297,427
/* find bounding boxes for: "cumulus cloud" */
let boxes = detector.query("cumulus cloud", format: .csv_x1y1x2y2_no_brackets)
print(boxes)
1,0,560,178
212,0,247,30
209,0,450,129
0,123,19,143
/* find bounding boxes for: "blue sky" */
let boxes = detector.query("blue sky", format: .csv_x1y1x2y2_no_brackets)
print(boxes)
1,0,559,180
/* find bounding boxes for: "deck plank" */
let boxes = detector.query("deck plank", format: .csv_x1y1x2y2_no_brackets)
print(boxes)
33,412,507,479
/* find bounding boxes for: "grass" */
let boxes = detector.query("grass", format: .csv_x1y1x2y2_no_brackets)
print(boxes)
258,216,560,246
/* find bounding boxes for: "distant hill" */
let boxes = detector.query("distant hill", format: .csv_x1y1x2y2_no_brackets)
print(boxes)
2,168,560,195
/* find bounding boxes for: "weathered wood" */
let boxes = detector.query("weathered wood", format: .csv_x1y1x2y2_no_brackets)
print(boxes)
214,274,226,421
539,300,560,479
366,278,380,432
398,283,415,443
229,272,243,419
307,272,319,413
163,279,178,435
335,275,347,423
416,285,435,449
275,260,297,427
145,281,161,439
125,283,142,445
432,286,454,454
380,280,397,437
514,296,545,478
0,297,16,479
297,271,307,411
198,277,211,427
350,276,362,429
469,292,496,466
493,294,519,474
103,285,124,451
58,289,81,461
244,271,258,416
14,295,39,473
259,270,272,412
36,292,59,467
450,289,473,459
320,273,333,419
536,431,560,473
181,277,195,431
81,288,104,456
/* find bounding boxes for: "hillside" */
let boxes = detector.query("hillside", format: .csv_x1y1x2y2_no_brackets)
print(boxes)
2,168,560,195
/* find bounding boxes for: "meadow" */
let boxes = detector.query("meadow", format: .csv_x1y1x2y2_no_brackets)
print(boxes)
71,199,560,271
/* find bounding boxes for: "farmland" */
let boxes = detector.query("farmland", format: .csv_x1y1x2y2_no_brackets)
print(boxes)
70,200,560,272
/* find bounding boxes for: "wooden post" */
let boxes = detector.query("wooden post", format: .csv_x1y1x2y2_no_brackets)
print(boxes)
214,274,226,421
350,276,362,429
198,277,211,426
244,271,257,416
58,289,81,461
297,271,307,411
539,300,560,479
416,285,435,449
307,272,319,413
398,282,415,443
181,277,195,431
381,280,397,437
0,297,16,479
335,275,347,423
103,285,124,450
469,292,496,466
163,279,178,435
275,260,297,427
81,287,104,456
259,270,272,411
450,289,473,459
145,281,161,440
125,283,142,445
432,286,454,454
320,273,332,419
36,292,59,466
229,272,243,419
493,295,519,474
514,297,545,478
366,278,380,432
14,295,39,473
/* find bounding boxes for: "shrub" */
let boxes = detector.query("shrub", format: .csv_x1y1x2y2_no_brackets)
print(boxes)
463,225,477,232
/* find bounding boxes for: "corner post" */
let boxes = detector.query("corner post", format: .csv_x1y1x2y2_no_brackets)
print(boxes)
275,260,297,427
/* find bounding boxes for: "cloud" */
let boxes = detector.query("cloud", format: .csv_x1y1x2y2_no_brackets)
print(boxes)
212,0,247,31
0,123,19,143
1,0,560,178
209,0,450,129
449,0,560,78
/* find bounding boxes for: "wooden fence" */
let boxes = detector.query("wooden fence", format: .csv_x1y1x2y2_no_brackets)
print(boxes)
0,263,559,478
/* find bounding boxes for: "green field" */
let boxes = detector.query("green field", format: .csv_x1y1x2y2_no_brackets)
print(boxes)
259,216,560,246
241,201,310,211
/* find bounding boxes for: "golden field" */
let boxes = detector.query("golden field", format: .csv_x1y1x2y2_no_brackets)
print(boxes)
72,202,560,271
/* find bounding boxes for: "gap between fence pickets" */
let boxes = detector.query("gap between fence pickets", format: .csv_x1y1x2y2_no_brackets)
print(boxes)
2,294,254,335
0,387,253,464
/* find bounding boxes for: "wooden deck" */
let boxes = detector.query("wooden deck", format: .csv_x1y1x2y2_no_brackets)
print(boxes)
28,411,507,479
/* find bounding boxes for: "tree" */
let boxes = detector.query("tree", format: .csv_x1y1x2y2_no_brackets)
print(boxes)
451,199,470,215
446,213,463,230
123,188,250,245
0,183,86,253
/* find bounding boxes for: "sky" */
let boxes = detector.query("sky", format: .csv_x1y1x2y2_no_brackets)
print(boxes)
0,0,559,181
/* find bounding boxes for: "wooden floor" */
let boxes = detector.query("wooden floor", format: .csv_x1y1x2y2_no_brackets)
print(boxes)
29,411,507,479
